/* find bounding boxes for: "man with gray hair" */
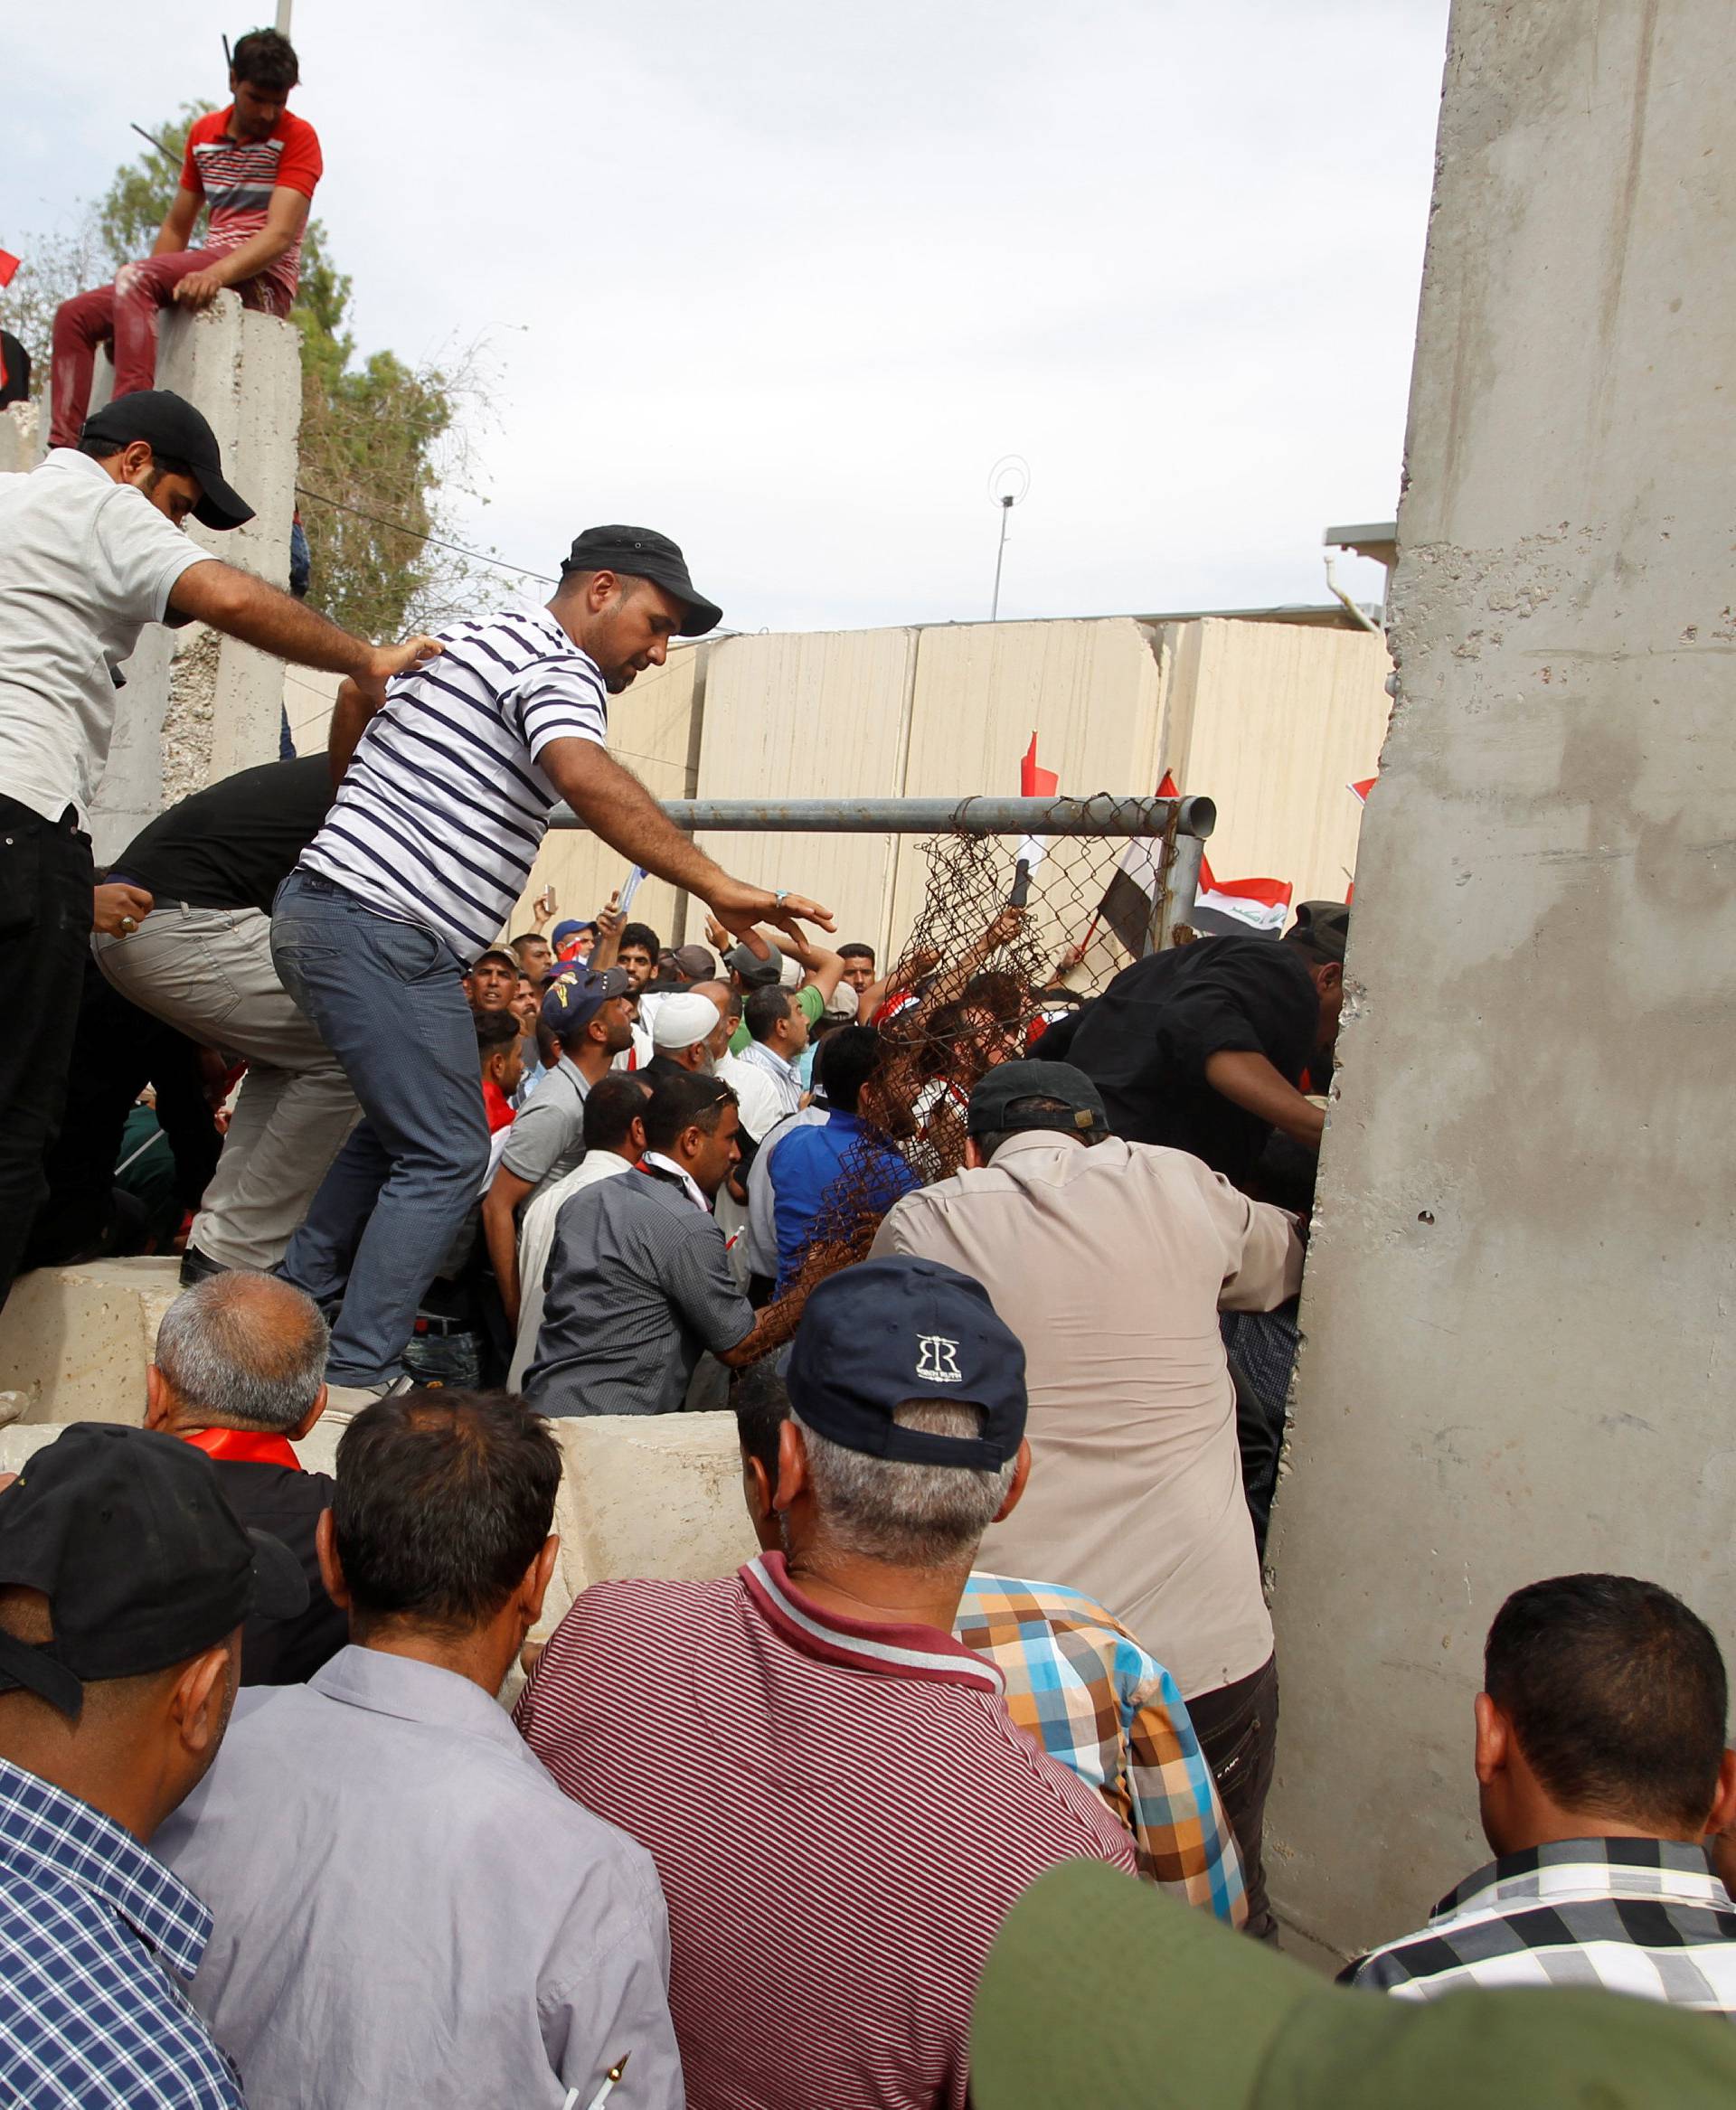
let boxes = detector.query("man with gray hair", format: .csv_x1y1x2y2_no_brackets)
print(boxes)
518,1254,1136,2110
146,1269,344,1683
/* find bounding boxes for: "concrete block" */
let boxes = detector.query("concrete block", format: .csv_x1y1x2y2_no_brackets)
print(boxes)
0,1260,177,1423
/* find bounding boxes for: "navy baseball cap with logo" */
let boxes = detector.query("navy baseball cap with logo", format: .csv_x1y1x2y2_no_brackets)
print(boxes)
80,389,255,532
540,963,630,1040
788,1256,1026,1471
560,524,722,637
0,1423,307,1719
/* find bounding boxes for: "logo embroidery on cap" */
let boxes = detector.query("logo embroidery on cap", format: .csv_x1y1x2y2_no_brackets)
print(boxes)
916,1334,962,1384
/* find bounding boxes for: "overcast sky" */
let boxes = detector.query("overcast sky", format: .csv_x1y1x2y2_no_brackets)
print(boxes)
8,1,1448,632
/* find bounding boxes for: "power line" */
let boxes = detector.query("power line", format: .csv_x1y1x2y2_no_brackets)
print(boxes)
294,484,558,585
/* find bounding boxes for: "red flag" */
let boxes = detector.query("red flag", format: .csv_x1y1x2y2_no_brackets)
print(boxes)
1020,732,1058,800
0,251,19,288
1348,776,1377,805
1156,769,1180,801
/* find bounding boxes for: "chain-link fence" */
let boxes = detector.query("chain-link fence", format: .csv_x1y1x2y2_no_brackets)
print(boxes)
618,792,1215,1323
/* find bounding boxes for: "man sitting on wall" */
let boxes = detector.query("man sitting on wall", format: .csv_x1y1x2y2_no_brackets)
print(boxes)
50,30,322,447
1343,1573,1736,2012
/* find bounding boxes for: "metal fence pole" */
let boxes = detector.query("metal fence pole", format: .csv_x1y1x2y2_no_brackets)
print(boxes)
547,792,1216,839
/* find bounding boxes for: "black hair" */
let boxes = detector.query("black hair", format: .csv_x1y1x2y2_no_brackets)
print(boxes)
231,26,300,93
618,922,660,960
582,1071,651,1152
642,1072,735,1154
814,1024,880,1116
474,1010,519,1055
77,434,193,481
1485,1573,1729,1832
838,943,876,965
734,1356,792,1487
469,948,516,975
334,1389,561,1639
744,984,794,1044
510,931,550,954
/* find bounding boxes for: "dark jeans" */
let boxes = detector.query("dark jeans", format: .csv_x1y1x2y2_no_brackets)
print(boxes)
0,798,93,1308
273,871,488,1388
1188,1653,1280,1943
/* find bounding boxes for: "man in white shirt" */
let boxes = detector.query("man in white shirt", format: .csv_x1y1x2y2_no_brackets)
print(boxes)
275,524,832,1399
870,1059,1303,1942
508,1073,651,1388
0,389,437,1308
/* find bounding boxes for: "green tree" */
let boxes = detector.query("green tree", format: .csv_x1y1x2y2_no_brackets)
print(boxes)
6,109,486,635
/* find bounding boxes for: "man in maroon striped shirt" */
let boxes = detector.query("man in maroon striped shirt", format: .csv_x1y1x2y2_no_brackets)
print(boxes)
517,1256,1137,2110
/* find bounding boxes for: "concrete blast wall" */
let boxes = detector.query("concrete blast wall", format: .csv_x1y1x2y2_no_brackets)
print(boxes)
1267,0,1736,1961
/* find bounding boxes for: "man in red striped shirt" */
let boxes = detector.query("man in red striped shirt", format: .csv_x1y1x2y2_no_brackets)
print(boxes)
517,1256,1137,2110
50,30,322,447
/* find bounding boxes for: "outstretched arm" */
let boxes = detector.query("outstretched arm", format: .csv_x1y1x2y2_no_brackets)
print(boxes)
539,738,834,957
1203,1050,1326,1152
169,561,440,683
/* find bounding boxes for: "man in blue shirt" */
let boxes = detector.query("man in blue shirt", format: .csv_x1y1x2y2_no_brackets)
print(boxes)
0,1422,307,2105
770,1026,917,1293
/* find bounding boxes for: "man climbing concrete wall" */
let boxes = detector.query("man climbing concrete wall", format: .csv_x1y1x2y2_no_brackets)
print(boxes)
1266,0,1736,1960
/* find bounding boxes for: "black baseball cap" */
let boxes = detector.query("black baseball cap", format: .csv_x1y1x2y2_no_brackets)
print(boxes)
80,390,255,532
788,1256,1027,1470
540,963,631,1040
560,524,722,637
967,1059,1109,1141
0,1423,307,1719
1288,900,1352,965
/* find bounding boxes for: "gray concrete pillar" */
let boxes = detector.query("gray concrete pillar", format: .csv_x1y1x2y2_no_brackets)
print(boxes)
83,295,302,862
1265,0,1736,1961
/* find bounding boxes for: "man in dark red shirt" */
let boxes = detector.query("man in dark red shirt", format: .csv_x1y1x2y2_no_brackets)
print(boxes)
516,1255,1137,2110
50,29,323,447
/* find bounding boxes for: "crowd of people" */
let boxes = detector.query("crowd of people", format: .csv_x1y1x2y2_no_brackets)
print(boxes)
1,24,1733,2105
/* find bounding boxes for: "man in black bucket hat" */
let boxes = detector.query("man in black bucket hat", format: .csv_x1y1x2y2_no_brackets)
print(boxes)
0,1421,306,2105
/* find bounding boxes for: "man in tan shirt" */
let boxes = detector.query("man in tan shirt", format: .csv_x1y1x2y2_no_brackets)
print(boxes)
870,1059,1302,1939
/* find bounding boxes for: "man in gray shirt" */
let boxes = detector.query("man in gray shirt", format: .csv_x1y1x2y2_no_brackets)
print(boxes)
156,1388,682,2109
528,1071,788,1417
483,962,636,1330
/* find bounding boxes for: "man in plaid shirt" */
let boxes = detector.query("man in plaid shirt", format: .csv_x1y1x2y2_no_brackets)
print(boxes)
735,1362,1246,1926
1344,1573,1736,2012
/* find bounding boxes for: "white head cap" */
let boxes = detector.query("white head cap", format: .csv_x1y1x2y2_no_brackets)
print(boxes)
652,990,724,1050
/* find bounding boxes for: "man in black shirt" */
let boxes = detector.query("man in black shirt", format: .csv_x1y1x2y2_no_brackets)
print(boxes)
1033,902,1350,1192
94,756,357,1281
145,1270,346,1686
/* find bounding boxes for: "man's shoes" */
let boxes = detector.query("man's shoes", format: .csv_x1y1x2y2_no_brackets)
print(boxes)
321,1373,417,1425
178,1245,230,1287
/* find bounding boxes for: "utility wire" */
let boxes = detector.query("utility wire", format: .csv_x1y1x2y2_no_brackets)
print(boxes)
294,484,558,585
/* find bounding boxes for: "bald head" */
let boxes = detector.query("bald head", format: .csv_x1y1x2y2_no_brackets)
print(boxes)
150,1272,330,1436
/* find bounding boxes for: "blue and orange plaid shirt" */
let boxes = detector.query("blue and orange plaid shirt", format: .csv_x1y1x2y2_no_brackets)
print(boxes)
956,1574,1246,1926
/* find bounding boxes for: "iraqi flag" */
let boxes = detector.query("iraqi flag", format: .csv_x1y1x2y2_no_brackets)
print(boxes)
1015,732,1059,874
1093,771,1179,956
1348,776,1377,805
0,251,18,289
1189,857,1293,939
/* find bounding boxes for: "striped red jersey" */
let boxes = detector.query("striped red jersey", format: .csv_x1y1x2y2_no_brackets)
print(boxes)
178,108,322,309
516,1553,1137,2110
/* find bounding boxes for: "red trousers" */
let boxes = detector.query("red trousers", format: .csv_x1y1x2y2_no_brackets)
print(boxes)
49,249,290,448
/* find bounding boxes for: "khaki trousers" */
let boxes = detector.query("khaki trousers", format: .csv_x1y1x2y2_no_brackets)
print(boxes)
94,903,358,1271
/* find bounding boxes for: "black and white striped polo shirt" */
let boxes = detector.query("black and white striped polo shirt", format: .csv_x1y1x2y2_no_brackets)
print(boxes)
300,599,607,962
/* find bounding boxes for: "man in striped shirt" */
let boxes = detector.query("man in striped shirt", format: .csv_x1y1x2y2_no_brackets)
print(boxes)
1344,1573,1736,2012
274,525,831,1396
517,1256,1137,2110
51,30,322,447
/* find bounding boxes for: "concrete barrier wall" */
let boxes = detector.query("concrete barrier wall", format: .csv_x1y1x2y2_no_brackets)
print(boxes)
0,1262,758,1641
1266,0,1736,1963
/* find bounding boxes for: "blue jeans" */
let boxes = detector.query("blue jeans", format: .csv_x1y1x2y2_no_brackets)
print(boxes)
271,871,487,1387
